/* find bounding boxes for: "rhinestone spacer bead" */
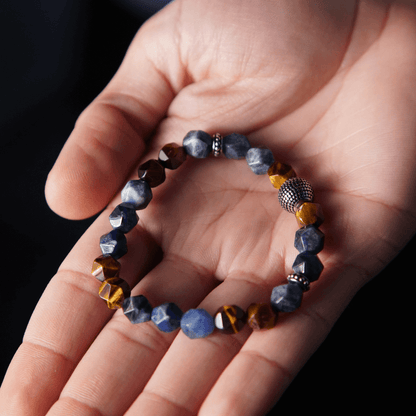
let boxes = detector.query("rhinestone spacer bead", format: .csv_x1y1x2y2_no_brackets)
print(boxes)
277,177,314,213
212,133,222,157
287,274,310,291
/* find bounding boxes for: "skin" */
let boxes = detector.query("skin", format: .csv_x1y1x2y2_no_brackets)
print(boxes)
1,0,416,415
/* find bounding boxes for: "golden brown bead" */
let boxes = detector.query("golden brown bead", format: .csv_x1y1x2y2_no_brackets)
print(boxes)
214,305,247,334
138,159,166,188
99,277,131,309
268,161,296,190
91,255,121,282
158,143,187,170
246,303,276,330
295,202,324,228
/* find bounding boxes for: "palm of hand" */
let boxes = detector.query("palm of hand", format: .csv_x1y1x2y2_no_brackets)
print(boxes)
2,1,416,415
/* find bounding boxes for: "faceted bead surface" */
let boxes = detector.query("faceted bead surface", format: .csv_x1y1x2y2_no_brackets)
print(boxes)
246,147,275,175
109,203,138,233
278,177,314,213
222,133,251,159
121,180,152,210
268,161,296,190
123,295,153,324
99,229,127,260
183,130,212,159
292,252,323,282
91,255,121,282
295,202,324,228
294,225,325,254
99,277,131,309
151,302,183,333
158,143,187,170
214,305,246,334
271,282,303,313
180,308,215,339
246,303,276,330
138,159,166,188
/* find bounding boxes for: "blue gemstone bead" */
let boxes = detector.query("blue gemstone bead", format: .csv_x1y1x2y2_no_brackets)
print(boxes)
294,225,325,254
183,130,212,158
121,180,152,210
151,302,183,333
270,282,303,313
180,308,215,339
99,229,127,259
292,252,323,282
222,133,251,159
109,203,138,233
123,295,153,324
246,147,275,175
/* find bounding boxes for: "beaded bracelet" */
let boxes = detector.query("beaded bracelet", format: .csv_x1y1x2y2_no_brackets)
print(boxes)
91,131,325,339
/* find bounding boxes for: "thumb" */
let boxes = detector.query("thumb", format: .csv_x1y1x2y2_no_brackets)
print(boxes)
45,6,184,220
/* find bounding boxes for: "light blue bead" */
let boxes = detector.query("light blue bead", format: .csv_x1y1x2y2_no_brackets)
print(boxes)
123,295,152,324
180,308,215,339
121,179,152,210
222,133,251,159
151,302,183,333
246,147,275,175
294,225,325,254
109,203,138,233
183,130,212,158
271,282,303,313
292,252,323,282
99,229,127,259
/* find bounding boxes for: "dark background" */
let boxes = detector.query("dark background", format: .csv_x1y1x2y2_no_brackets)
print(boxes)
0,0,413,414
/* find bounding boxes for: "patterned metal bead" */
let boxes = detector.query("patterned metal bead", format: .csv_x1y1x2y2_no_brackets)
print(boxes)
277,177,314,213
212,133,222,157
287,274,310,291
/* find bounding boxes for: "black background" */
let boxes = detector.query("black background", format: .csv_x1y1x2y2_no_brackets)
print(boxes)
0,1,413,414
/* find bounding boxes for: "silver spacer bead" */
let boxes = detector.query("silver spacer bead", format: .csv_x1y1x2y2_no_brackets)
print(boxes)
287,274,310,291
278,177,314,213
212,133,222,157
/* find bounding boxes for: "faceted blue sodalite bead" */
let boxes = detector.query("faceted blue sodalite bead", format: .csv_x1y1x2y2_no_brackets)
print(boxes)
294,225,325,254
292,252,323,282
121,180,152,210
151,302,183,333
183,130,212,158
222,133,251,159
99,229,128,259
123,295,153,324
180,308,215,339
271,282,304,313
246,147,275,175
109,203,138,234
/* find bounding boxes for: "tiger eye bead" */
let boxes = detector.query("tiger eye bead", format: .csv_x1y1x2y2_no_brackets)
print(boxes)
246,303,276,330
295,202,324,228
214,305,247,334
138,159,166,188
99,277,131,309
158,143,187,170
268,161,296,190
91,255,121,282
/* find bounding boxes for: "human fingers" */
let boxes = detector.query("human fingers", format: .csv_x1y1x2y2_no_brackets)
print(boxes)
43,252,218,416
44,6,184,220
0,209,160,416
